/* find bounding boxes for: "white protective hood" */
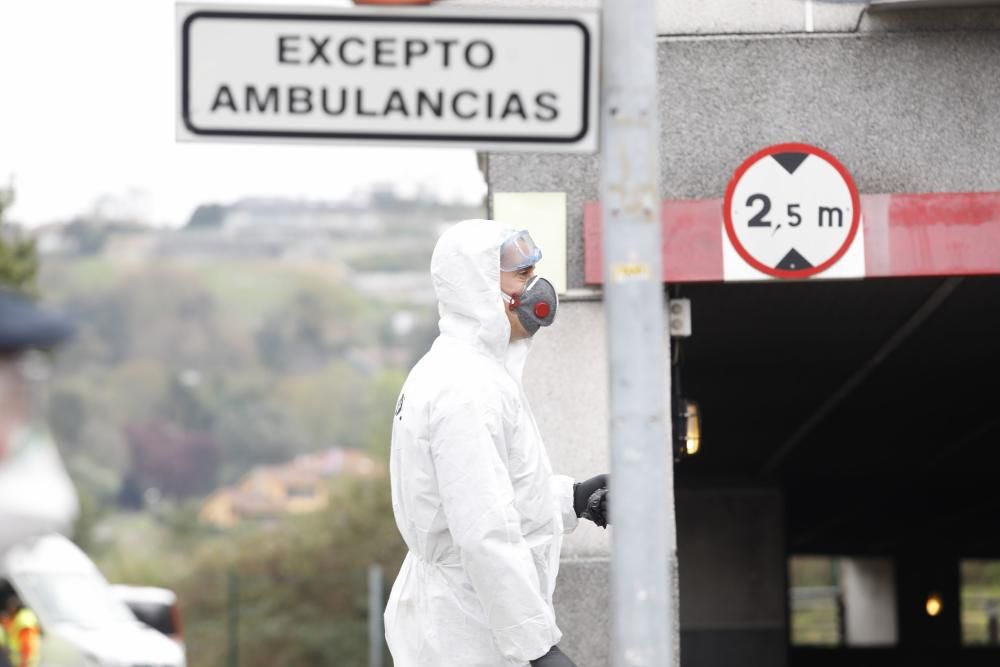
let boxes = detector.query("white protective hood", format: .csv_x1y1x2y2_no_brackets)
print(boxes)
431,218,536,382
431,219,513,356
385,220,578,667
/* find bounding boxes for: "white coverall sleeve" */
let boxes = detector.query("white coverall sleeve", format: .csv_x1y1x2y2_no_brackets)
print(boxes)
550,475,579,534
430,392,558,664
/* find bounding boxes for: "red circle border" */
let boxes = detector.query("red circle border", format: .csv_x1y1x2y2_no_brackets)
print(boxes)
722,142,862,280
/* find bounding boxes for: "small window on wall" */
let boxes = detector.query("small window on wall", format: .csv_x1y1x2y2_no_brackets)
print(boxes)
789,556,898,647
790,556,842,646
960,560,1000,646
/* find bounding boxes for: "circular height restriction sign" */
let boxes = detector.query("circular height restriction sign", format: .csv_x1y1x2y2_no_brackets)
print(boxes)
723,143,861,279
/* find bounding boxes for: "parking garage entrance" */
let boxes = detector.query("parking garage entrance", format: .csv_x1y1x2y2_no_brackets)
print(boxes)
585,191,1000,667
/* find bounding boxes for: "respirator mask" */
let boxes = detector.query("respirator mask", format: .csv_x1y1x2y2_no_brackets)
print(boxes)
500,230,558,335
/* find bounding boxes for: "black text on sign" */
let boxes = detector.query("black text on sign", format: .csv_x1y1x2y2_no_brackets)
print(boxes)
178,6,599,152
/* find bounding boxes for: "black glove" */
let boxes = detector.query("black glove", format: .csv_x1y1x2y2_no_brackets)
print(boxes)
530,645,577,667
574,474,609,527
582,487,609,528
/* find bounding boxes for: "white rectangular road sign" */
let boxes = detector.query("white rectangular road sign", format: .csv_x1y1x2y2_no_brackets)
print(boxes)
177,4,599,152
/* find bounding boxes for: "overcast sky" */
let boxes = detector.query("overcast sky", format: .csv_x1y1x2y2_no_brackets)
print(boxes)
0,0,487,227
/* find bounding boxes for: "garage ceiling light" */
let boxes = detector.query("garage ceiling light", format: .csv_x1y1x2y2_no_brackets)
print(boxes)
926,593,944,617
674,401,701,460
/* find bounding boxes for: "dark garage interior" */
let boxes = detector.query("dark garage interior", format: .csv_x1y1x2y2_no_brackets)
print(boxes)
673,275,1000,667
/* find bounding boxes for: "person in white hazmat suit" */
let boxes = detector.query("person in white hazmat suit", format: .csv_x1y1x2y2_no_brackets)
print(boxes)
385,221,610,667
0,291,79,555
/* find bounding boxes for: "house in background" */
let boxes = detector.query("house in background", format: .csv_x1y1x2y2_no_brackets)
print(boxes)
199,448,382,528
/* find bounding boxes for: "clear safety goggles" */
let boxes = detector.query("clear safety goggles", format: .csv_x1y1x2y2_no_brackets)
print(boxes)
500,230,543,272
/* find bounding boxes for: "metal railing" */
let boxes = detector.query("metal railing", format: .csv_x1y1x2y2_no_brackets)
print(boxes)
962,591,1000,645
790,585,843,646
183,566,389,667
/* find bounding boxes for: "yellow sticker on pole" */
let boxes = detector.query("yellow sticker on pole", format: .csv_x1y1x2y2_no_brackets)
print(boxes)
609,262,652,282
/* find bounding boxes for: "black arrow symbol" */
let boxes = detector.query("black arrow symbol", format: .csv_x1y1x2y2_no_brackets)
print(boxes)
775,248,813,271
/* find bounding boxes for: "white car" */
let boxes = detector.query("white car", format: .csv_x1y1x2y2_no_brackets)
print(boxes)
3,535,186,667
111,585,185,656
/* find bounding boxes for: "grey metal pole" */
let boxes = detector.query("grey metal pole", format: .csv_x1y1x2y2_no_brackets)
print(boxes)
368,564,385,667
600,2,678,666
227,569,240,667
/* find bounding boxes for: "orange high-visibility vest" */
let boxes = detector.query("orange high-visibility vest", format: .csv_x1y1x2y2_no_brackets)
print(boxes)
7,609,39,667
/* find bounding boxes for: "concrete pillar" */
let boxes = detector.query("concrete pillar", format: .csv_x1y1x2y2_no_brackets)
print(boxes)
523,297,612,667
841,557,898,647
676,487,787,667
524,296,677,666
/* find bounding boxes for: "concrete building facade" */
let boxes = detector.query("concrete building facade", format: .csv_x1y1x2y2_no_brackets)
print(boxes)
449,1,1000,665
